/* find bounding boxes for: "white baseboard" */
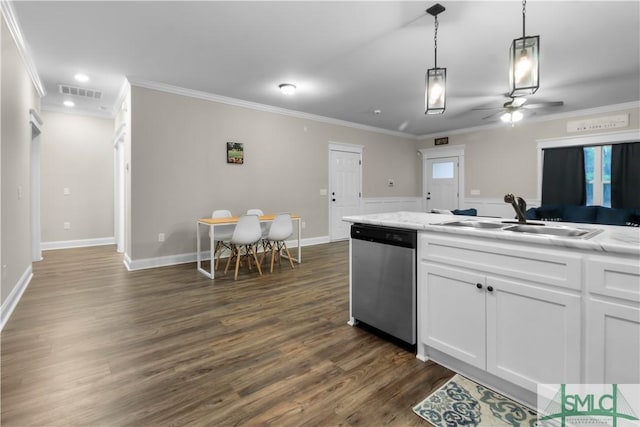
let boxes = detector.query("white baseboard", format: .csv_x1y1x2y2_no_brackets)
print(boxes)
125,235,330,271
42,237,116,251
1,264,33,331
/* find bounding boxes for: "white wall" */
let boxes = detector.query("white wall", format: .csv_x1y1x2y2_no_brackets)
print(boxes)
1,14,40,316
417,105,640,214
127,85,420,260
40,111,115,247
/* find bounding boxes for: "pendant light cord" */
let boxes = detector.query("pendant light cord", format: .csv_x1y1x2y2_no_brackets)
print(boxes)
434,15,439,68
522,0,527,37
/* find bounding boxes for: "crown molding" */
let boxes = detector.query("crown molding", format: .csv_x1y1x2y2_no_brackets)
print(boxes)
1,0,46,97
127,78,415,140
418,101,640,140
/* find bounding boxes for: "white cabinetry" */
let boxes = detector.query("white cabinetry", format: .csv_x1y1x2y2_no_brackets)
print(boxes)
585,255,640,384
418,233,582,394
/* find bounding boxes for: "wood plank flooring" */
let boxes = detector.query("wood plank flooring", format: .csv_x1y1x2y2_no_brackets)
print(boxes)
1,242,453,426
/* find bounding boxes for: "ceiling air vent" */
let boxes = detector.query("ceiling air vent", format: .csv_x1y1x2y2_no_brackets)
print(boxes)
58,84,102,100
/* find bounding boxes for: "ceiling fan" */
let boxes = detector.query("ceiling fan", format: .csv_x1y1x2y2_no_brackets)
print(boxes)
473,96,564,123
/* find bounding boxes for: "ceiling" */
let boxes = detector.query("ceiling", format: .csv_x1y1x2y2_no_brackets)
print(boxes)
9,1,640,137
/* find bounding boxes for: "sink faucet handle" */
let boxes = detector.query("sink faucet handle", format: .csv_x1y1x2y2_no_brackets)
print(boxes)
504,193,515,203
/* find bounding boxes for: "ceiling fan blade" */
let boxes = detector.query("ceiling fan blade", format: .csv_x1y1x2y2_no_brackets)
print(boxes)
523,101,564,109
482,111,502,120
472,106,503,111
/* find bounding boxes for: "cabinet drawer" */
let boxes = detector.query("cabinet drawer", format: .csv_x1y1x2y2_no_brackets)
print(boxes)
420,233,582,290
585,255,640,302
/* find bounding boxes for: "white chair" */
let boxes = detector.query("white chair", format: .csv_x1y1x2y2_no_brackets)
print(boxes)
247,208,270,251
262,213,295,273
224,214,263,280
210,210,235,270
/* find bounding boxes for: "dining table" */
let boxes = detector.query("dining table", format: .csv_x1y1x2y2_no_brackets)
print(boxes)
196,214,302,279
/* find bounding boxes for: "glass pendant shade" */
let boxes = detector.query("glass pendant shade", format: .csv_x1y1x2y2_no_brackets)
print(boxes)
500,110,523,123
425,67,446,114
509,35,539,97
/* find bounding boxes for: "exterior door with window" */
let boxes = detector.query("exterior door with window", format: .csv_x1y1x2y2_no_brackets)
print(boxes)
425,157,459,211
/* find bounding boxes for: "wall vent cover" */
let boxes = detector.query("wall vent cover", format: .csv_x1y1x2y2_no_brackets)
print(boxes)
58,84,102,100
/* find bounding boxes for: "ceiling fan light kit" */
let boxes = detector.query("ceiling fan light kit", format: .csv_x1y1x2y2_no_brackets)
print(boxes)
508,0,540,97
500,110,524,124
425,3,446,115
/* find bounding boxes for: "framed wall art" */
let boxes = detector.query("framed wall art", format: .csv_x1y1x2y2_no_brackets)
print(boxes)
227,142,244,164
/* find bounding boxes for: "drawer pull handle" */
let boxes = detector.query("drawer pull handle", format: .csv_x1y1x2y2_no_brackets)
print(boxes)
487,286,494,292
476,283,483,289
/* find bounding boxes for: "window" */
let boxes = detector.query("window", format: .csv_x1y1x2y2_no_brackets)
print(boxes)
432,161,454,179
584,145,611,207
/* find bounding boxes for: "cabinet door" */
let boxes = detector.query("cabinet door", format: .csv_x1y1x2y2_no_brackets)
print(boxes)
485,276,581,392
585,299,640,384
421,262,486,369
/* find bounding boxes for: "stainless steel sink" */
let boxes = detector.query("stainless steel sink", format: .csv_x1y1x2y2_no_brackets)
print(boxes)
503,224,603,239
438,220,506,229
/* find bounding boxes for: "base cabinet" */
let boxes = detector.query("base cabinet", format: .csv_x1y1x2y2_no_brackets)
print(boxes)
485,275,581,391
585,255,640,384
418,233,583,396
421,260,581,393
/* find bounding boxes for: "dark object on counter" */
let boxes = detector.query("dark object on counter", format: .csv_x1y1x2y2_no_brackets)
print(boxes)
526,205,640,226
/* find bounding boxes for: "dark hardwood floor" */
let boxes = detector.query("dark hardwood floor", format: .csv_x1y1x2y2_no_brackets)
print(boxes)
1,242,453,426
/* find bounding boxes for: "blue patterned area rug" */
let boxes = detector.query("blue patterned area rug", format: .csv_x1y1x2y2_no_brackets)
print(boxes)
413,374,539,427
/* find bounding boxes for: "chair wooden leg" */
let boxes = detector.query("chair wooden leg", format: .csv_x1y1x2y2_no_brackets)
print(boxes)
270,244,276,273
224,245,236,275
234,246,242,280
283,242,295,269
214,241,223,270
250,245,262,276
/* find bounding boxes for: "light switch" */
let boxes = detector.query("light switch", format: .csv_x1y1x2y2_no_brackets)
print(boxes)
320,189,327,196
63,222,71,230
63,187,71,196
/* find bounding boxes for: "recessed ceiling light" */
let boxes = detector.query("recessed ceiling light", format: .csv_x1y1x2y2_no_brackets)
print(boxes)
279,83,296,95
74,73,89,82
63,100,75,107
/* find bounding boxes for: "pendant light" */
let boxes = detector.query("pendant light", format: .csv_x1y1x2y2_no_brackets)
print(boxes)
425,3,446,115
508,0,539,97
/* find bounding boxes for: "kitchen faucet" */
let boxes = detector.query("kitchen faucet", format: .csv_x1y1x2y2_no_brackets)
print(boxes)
504,193,527,223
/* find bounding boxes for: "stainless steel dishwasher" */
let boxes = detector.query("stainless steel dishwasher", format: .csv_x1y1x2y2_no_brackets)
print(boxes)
350,223,417,345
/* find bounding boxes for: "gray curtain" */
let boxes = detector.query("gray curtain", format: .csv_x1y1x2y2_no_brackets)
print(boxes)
541,146,586,206
611,142,640,209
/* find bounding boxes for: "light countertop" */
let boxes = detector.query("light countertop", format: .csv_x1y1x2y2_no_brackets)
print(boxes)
343,211,640,256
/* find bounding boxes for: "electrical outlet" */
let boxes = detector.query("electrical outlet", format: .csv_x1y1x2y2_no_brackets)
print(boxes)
158,233,165,242
63,222,71,230
320,189,327,196
63,187,71,196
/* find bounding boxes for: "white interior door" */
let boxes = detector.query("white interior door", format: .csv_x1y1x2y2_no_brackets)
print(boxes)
329,148,361,241
425,156,459,211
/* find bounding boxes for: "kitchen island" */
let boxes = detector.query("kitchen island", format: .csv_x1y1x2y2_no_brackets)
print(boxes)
343,211,640,408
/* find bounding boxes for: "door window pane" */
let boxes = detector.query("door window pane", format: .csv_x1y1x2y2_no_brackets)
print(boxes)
432,162,454,179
